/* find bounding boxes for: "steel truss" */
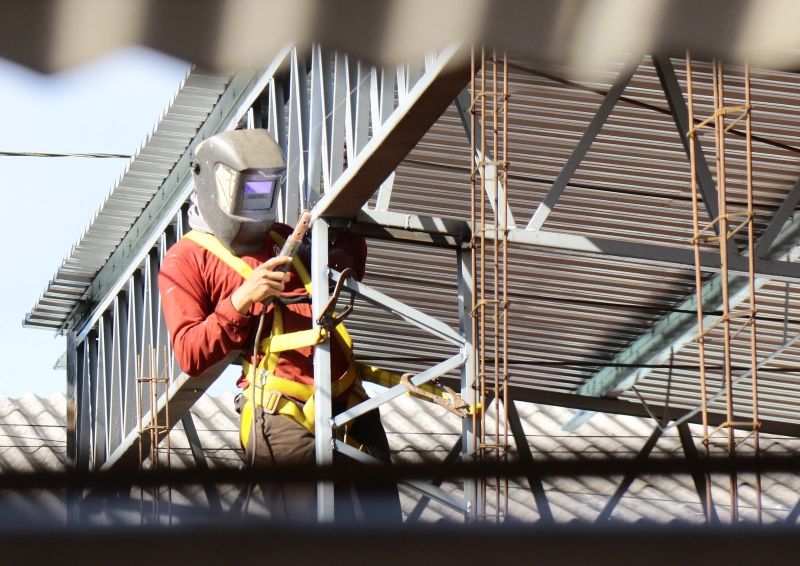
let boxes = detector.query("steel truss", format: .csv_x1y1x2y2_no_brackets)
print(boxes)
58,46,800,524
567,56,800,428
64,44,482,522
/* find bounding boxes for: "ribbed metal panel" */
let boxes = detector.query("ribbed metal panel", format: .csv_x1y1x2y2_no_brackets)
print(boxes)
381,57,800,429
24,71,231,330
10,393,800,523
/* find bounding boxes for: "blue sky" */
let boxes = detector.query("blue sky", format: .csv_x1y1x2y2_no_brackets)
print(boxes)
0,47,190,397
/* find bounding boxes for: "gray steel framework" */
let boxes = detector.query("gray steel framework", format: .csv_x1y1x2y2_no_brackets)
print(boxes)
28,46,800,524
54,45,482,522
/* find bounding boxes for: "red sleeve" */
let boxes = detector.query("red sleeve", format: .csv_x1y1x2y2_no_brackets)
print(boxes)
158,240,252,377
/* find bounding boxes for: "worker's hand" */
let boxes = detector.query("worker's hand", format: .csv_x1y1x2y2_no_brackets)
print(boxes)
230,256,292,314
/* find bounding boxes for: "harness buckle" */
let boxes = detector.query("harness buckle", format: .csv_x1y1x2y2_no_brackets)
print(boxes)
263,390,283,415
317,267,355,332
400,373,471,418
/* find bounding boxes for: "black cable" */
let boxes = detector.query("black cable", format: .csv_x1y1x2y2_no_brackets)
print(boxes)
353,354,800,374
0,434,66,443
0,150,131,158
504,59,800,157
403,156,782,213
0,423,65,428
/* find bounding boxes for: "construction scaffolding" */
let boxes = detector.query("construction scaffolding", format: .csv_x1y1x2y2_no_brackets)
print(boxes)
686,54,762,523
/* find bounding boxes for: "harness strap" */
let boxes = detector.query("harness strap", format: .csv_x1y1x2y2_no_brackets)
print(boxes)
357,363,455,400
184,229,357,440
183,230,471,443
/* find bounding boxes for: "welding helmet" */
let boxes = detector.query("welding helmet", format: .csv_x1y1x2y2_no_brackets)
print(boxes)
191,129,285,255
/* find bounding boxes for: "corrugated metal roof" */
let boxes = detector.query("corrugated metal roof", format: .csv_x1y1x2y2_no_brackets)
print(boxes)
24,71,231,330
0,394,67,473
1,392,798,523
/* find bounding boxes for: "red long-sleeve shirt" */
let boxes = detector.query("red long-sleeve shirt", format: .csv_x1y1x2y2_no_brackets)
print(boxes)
158,223,365,393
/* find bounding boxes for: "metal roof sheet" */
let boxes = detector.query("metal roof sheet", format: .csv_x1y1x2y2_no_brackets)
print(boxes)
24,71,230,330
2,392,799,523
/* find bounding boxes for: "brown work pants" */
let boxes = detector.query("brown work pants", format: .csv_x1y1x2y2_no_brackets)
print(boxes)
241,401,402,523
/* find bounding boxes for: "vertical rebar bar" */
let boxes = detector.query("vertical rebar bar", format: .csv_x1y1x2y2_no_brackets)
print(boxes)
501,52,510,519
479,45,487,513
744,61,763,523
469,46,479,517
713,59,739,522
470,48,512,520
686,53,714,522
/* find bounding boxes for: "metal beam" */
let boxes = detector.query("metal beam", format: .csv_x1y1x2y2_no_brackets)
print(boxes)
354,209,800,282
526,61,637,231
507,228,800,282
331,267,465,346
755,176,800,258
652,55,719,228
312,44,470,219
454,88,517,228
596,425,663,522
566,205,800,429
406,437,463,523
100,352,239,471
333,353,465,429
181,413,223,514
486,384,800,439
677,422,719,523
333,439,467,514
506,399,553,522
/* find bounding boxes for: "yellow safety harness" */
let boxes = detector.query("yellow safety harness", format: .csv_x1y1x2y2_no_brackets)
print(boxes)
183,229,469,448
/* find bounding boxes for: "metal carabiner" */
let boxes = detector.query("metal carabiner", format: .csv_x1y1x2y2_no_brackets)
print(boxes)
316,267,355,331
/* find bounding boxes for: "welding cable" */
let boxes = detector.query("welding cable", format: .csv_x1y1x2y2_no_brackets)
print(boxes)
242,307,268,517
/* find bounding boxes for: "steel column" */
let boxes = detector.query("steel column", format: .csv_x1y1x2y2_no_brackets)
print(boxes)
312,218,334,521
458,245,477,519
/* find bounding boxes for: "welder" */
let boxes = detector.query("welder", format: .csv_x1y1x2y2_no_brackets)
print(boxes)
158,128,400,521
